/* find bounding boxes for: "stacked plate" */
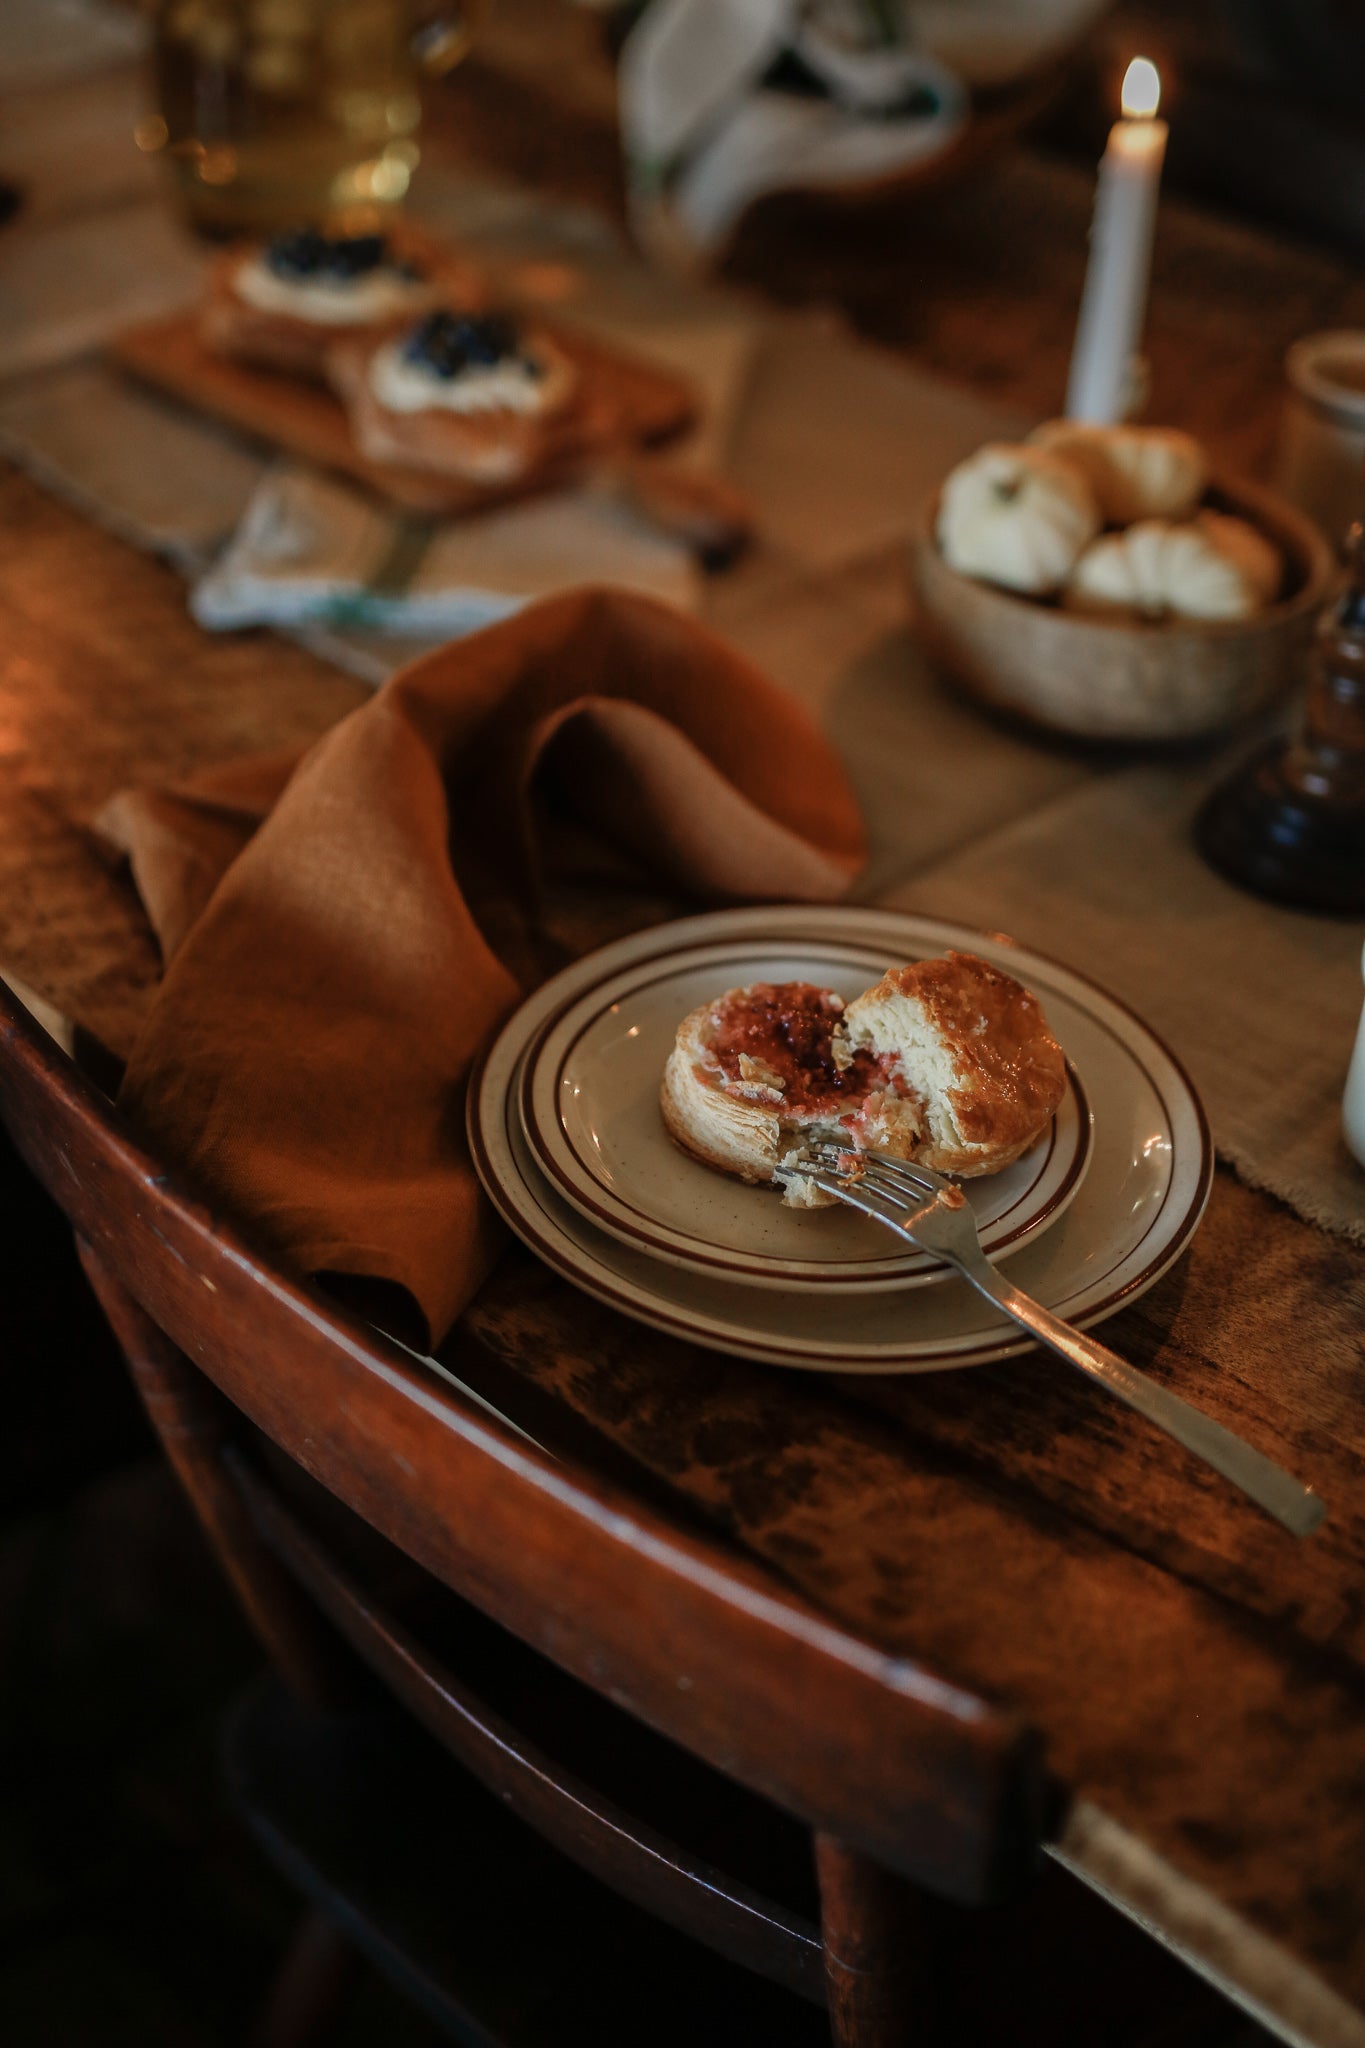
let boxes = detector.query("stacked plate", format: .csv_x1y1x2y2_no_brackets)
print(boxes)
468,908,1213,1373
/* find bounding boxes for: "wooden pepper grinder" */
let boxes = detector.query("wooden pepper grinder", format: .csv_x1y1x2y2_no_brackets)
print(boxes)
1196,520,1365,912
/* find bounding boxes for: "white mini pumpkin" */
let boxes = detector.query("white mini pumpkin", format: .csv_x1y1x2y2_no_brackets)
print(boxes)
936,443,1101,595
1030,420,1210,524
1196,510,1283,608
1065,511,1283,622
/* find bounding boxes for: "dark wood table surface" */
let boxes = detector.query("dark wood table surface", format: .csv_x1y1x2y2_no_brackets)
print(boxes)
3,9,1365,2045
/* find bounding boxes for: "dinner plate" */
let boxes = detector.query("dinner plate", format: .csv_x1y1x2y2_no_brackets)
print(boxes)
518,935,1092,1291
468,908,1214,1373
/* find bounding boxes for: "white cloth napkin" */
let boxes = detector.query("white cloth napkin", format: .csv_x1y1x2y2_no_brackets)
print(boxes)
616,0,1109,259
191,465,700,637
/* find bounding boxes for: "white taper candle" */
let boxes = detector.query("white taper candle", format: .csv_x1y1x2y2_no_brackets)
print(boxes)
1343,940,1365,1170
1065,58,1168,425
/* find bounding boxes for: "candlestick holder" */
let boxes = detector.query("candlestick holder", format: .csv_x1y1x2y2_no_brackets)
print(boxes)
1195,520,1365,913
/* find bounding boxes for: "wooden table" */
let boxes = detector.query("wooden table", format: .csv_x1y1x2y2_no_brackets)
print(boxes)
2,13,1364,2047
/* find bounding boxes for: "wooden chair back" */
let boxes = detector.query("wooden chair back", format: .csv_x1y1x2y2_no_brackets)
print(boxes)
0,982,1051,2041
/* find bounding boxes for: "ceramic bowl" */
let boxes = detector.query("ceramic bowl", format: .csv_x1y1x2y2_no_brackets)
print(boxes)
909,473,1337,743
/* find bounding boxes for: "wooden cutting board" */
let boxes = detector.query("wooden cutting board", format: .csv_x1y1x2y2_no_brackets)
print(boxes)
111,308,699,517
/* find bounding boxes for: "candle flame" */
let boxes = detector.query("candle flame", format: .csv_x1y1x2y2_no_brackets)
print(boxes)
1121,57,1161,119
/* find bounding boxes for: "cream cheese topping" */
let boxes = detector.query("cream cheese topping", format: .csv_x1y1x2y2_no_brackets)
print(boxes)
367,335,574,417
233,253,431,327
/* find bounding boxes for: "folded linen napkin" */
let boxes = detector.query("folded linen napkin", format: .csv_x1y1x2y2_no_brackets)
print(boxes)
616,0,1109,260
191,465,701,637
100,589,866,1346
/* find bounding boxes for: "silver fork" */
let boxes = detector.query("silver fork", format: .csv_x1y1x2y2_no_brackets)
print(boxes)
787,1143,1326,1538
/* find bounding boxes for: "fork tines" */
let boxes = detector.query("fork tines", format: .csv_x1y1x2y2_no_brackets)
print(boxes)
784,1159,933,1231
808,1140,952,1201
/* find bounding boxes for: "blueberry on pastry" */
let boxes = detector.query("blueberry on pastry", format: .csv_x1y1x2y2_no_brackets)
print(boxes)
660,953,1066,1208
327,306,581,485
201,225,459,378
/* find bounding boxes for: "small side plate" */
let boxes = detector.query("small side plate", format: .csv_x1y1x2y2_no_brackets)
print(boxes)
519,935,1091,1291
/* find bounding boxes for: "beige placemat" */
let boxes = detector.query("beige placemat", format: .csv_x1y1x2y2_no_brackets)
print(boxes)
0,60,156,224
886,762,1365,1241
0,358,265,566
0,199,207,382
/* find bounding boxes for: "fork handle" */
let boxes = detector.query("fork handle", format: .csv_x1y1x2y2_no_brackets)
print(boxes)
949,1243,1326,1538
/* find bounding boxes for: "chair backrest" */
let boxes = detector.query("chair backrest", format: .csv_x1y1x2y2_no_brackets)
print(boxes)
0,980,1048,1923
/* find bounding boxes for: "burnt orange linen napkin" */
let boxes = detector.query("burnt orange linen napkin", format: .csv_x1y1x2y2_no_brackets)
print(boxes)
103,588,866,1345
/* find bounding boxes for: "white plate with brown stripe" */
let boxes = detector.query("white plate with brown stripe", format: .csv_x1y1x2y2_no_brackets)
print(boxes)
468,907,1213,1373
516,931,1092,1293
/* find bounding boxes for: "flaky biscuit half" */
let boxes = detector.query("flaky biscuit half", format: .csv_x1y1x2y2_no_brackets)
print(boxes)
661,955,1065,1207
